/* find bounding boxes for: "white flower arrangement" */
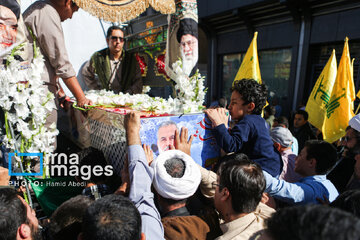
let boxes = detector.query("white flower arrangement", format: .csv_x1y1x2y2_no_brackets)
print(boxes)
84,59,207,114
0,44,59,158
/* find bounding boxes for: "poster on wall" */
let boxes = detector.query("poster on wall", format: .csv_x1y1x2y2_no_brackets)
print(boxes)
165,0,199,79
140,113,220,168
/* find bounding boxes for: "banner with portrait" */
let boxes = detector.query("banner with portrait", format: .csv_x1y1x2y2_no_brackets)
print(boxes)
0,0,29,60
165,0,199,79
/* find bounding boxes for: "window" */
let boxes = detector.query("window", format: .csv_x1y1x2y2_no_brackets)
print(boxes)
221,48,292,116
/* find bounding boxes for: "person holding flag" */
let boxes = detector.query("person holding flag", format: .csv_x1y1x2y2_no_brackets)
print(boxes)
306,38,355,143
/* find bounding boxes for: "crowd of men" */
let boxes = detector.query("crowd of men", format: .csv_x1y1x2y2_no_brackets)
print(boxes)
1,0,360,240
1,77,360,240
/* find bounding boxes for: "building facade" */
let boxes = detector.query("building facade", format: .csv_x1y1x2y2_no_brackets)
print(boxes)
198,0,360,117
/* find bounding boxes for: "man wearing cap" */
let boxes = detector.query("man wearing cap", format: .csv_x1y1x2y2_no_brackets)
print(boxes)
82,26,142,94
270,127,301,183
272,116,299,155
176,18,198,76
327,114,360,192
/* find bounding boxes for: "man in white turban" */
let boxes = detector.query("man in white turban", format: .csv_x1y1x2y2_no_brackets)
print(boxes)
151,131,210,240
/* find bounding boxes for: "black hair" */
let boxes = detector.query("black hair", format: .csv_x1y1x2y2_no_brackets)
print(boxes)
265,205,360,240
218,97,227,108
264,105,276,116
0,188,27,240
49,195,94,240
231,79,268,115
295,110,309,121
79,147,110,183
217,153,265,214
82,194,142,240
330,189,360,218
304,140,337,175
106,26,123,39
274,116,289,128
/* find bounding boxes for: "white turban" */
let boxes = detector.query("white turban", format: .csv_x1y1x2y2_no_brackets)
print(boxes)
152,150,201,200
349,113,360,132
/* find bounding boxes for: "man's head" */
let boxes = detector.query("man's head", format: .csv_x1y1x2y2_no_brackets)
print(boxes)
49,195,93,240
270,127,293,152
260,205,360,240
0,0,20,51
81,194,144,240
0,188,40,240
215,153,265,217
106,26,124,57
264,105,275,119
342,114,360,158
176,18,198,75
294,140,337,176
272,116,289,128
229,79,267,120
293,110,308,128
152,150,201,213
157,121,178,153
341,126,360,158
51,0,79,22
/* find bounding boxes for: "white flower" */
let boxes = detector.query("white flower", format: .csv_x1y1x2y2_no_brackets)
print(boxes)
142,86,151,94
15,104,30,120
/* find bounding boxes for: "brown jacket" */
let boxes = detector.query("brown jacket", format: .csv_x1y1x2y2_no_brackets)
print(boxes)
162,215,210,240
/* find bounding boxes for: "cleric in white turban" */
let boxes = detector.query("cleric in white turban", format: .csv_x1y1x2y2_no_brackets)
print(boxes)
152,149,201,200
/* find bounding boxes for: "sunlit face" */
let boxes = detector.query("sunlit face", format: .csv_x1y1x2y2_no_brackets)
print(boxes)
294,146,309,176
293,114,307,128
180,34,198,60
60,0,79,21
0,6,17,51
107,29,124,56
228,91,249,121
341,128,359,157
157,124,177,153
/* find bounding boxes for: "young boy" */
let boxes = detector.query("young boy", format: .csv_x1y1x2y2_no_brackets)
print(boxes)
205,79,282,177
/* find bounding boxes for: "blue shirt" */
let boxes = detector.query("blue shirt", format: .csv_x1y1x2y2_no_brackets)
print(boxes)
128,145,165,240
214,114,282,177
263,171,339,204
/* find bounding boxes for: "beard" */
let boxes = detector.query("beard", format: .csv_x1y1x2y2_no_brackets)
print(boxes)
181,47,198,76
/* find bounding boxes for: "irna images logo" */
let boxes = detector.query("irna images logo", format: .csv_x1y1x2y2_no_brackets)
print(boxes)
8,151,43,176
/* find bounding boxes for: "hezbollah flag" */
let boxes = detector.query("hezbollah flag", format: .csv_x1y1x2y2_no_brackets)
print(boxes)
323,37,355,143
306,50,337,132
233,32,262,84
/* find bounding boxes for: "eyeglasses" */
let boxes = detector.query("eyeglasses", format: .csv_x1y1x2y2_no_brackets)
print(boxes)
341,136,357,142
110,36,125,42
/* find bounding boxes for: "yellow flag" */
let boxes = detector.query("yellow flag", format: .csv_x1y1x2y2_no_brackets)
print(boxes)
233,32,262,84
323,37,355,143
305,49,337,131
